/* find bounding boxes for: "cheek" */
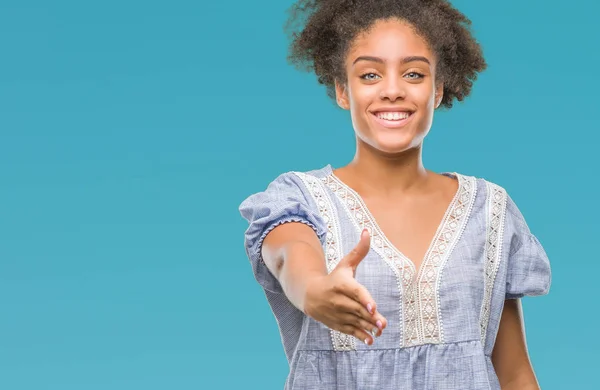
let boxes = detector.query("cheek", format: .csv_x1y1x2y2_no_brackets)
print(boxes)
348,87,376,125
411,83,436,106
348,82,376,108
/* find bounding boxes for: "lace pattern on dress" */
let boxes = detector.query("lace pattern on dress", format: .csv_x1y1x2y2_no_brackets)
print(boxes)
413,174,477,346
479,181,507,343
322,173,408,346
327,172,477,347
293,172,356,351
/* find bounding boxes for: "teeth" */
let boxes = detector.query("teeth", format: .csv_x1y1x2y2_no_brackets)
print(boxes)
376,111,410,120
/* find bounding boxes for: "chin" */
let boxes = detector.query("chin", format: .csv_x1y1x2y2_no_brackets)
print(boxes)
377,144,416,155
362,139,416,155
368,132,420,154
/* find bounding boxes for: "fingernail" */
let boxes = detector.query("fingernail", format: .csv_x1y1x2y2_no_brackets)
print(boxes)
371,327,379,337
376,320,383,330
364,338,370,345
366,303,373,314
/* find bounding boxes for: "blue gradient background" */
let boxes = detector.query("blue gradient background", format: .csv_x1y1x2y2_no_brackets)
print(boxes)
0,1,596,389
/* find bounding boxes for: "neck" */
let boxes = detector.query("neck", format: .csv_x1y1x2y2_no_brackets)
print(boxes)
338,141,431,197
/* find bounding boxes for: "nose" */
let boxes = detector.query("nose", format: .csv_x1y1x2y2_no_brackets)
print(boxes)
379,74,406,102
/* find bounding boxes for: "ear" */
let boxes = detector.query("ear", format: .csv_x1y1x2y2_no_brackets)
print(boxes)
335,79,350,110
434,82,444,109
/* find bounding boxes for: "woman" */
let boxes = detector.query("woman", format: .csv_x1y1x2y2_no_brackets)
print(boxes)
239,0,551,388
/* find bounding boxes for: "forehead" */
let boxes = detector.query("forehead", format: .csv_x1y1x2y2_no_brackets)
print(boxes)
347,19,434,63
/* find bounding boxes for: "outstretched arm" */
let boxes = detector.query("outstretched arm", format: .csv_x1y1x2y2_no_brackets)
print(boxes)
262,224,387,344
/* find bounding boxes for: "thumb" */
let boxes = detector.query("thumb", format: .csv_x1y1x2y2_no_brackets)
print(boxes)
341,229,371,270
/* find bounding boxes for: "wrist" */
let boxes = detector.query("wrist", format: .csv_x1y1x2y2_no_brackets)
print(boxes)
300,273,327,317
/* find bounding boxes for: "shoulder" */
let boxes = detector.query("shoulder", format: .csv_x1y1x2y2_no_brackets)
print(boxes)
453,171,520,224
462,172,534,238
457,173,536,253
288,164,333,180
265,164,332,191
239,164,332,209
472,175,524,224
455,171,511,205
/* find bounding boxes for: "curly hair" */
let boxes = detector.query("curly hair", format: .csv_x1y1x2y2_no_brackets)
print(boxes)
284,0,487,109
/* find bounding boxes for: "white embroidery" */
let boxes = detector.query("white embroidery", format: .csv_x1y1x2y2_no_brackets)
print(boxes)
293,172,356,351
328,172,476,347
480,182,507,343
323,174,408,346
415,174,477,345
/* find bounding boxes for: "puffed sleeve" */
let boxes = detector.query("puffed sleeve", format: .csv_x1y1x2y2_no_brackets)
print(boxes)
238,171,327,294
504,194,552,299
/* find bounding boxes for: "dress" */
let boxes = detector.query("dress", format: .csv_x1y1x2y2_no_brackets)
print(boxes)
238,164,552,390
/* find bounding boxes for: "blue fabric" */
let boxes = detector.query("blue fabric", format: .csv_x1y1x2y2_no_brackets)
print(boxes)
504,195,552,299
239,172,328,294
239,165,551,389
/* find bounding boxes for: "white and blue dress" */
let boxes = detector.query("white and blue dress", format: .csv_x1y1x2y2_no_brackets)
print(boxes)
239,164,551,390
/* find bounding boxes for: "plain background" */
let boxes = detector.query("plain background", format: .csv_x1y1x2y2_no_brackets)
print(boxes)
1,0,597,388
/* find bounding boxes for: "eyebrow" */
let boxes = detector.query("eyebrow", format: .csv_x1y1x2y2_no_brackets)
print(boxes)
352,55,431,66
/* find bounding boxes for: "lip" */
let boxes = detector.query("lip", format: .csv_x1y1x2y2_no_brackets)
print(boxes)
370,110,415,129
370,107,415,114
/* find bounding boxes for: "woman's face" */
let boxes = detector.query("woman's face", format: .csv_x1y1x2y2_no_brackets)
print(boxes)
336,19,443,155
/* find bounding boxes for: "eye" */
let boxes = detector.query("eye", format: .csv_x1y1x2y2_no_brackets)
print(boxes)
405,71,425,80
359,72,381,81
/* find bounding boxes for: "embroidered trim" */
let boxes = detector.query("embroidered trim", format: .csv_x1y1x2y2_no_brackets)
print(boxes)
327,172,476,347
479,182,507,343
293,172,356,351
415,174,477,345
323,173,408,346
257,217,320,265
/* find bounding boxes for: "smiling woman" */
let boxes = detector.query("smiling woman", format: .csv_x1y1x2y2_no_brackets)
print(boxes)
238,1,551,389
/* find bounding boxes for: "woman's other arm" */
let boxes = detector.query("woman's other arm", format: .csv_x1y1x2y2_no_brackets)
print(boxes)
492,299,541,390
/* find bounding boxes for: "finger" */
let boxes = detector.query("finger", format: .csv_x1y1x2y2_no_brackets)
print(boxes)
340,313,383,338
346,300,387,330
338,291,388,332
341,229,371,269
340,281,378,316
337,293,379,323
339,324,374,346
374,313,387,331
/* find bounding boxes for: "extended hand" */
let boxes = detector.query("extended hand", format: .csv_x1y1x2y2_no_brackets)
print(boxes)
303,229,388,345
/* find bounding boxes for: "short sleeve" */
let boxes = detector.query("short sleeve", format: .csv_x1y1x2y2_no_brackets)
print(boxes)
504,195,552,299
238,171,327,294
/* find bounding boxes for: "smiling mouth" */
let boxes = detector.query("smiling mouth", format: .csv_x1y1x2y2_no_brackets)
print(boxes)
370,111,414,128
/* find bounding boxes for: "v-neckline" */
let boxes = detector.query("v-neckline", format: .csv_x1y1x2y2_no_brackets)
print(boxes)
326,165,463,282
